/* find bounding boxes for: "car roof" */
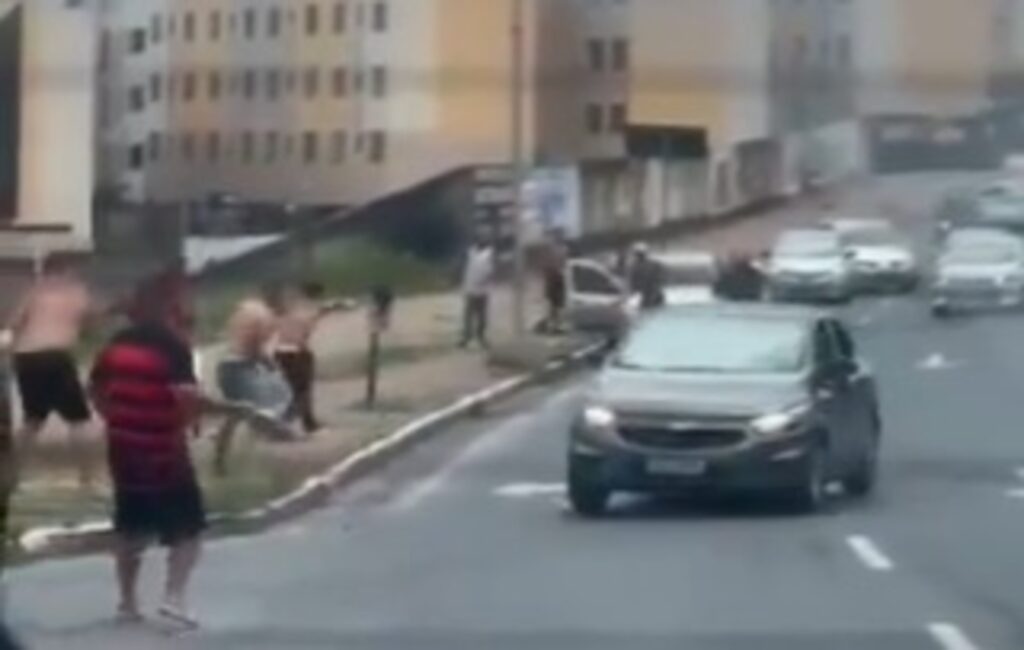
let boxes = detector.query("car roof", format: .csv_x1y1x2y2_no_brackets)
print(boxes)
653,302,827,324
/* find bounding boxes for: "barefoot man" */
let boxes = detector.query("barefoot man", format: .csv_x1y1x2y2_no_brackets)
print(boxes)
89,272,204,628
6,257,95,487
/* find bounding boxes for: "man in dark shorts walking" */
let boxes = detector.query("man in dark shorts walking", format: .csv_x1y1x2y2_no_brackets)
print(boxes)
6,257,94,488
89,273,205,628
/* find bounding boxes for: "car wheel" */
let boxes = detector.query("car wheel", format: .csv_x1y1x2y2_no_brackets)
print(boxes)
846,431,880,498
786,444,828,514
567,458,610,517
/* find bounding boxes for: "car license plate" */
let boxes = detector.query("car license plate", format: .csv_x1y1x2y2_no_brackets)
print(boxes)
646,458,707,477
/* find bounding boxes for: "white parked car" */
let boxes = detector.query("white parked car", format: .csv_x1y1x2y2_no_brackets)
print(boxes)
767,229,854,303
931,228,1024,316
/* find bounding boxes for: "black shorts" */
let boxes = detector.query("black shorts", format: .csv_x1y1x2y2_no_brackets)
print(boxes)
114,480,206,546
13,350,91,424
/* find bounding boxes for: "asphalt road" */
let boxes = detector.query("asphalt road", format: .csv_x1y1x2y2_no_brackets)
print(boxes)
10,173,1024,650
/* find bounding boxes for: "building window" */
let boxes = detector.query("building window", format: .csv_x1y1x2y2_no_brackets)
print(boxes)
147,132,161,162
130,28,146,54
183,72,196,102
242,131,255,163
368,130,386,163
371,65,387,98
150,73,162,102
243,69,256,99
182,133,195,162
304,67,320,98
129,143,145,170
587,39,605,71
303,132,319,163
129,85,145,112
244,8,256,39
353,69,364,94
207,132,221,162
209,10,222,40
609,103,626,131
151,15,162,44
208,71,221,100
305,4,319,35
331,130,347,164
265,131,279,162
372,2,388,32
610,38,629,72
268,7,282,37
267,69,281,99
586,103,604,134
332,67,348,97
184,12,195,42
333,2,347,33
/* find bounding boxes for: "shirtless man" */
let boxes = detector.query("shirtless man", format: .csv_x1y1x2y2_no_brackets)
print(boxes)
274,282,345,435
6,257,94,488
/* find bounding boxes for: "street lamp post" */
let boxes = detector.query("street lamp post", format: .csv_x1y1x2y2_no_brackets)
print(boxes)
510,0,528,337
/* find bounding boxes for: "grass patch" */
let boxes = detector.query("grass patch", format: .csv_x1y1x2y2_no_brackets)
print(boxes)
193,238,450,344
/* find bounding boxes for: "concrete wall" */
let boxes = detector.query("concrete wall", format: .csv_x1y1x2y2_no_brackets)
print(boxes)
17,0,97,247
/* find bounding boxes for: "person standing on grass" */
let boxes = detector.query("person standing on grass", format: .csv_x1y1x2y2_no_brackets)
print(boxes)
459,234,495,349
6,256,96,489
89,272,205,629
274,281,347,435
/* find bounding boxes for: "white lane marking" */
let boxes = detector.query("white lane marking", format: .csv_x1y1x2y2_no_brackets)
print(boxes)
918,353,958,371
494,482,566,498
927,622,980,650
846,535,895,571
388,386,583,513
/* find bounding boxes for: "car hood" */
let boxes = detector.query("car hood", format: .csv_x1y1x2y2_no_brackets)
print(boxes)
592,368,808,419
852,245,914,265
770,256,844,275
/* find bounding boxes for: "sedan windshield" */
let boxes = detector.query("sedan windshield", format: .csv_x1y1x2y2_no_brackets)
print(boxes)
943,245,1022,265
615,315,808,374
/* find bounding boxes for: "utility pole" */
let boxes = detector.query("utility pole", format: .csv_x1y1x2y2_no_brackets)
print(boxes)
510,0,528,337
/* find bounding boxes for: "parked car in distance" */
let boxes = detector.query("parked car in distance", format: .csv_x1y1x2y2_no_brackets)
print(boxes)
766,229,854,303
567,304,881,516
931,228,1024,316
826,219,918,293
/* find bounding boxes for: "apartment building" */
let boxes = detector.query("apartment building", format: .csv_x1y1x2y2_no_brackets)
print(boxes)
854,0,1019,170
628,0,859,225
99,0,603,213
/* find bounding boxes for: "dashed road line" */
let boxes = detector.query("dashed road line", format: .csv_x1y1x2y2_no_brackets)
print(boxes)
846,535,895,571
927,622,980,650
494,482,566,498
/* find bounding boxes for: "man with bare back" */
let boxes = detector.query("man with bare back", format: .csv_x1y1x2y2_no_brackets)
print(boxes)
6,257,94,488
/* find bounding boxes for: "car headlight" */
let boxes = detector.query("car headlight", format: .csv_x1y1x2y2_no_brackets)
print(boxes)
582,405,616,430
751,403,811,439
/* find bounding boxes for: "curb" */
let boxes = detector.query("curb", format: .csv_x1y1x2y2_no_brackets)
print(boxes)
17,342,604,562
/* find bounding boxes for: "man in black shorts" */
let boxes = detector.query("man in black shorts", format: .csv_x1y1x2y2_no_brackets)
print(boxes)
89,273,205,628
7,257,94,487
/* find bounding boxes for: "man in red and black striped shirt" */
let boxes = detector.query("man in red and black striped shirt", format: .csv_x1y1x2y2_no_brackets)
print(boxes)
89,272,204,629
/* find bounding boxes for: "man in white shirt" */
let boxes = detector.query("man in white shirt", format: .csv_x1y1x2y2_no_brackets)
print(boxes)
459,236,495,349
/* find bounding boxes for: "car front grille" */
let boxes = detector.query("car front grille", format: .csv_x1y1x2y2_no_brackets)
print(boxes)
618,426,748,451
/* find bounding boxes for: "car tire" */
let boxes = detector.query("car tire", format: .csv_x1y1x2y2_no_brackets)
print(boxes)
846,430,880,498
785,444,828,514
567,458,610,518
